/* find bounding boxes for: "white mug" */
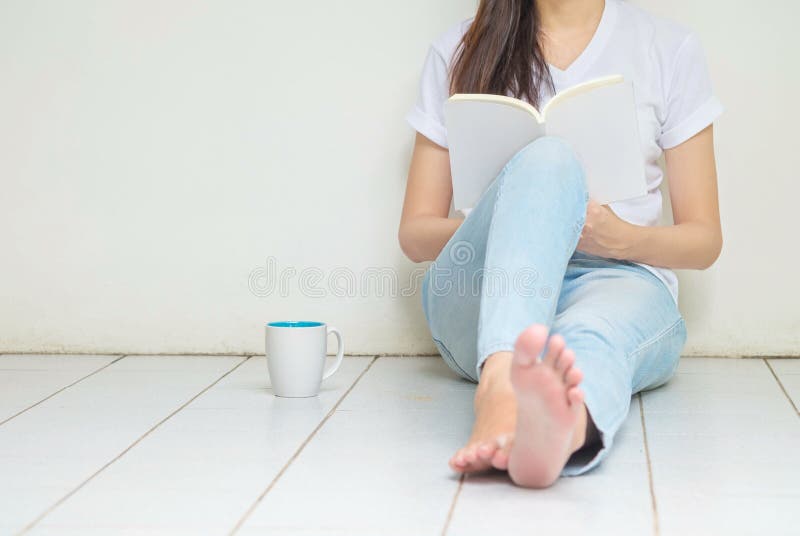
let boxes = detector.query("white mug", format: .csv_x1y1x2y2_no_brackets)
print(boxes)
265,321,344,397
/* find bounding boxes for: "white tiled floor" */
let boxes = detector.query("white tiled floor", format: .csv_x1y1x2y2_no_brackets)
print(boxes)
0,354,798,535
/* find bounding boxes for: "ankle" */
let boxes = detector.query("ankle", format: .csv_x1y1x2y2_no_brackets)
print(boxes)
477,353,513,390
570,426,587,454
475,355,513,408
480,351,513,378
569,405,592,454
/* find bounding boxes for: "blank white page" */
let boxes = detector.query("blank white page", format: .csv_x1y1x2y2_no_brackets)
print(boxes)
545,81,646,204
444,100,545,213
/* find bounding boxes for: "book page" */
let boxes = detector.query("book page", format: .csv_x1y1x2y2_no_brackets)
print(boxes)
544,81,647,204
542,74,623,117
444,99,545,212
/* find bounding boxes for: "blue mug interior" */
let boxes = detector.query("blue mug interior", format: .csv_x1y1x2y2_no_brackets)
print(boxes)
267,321,323,328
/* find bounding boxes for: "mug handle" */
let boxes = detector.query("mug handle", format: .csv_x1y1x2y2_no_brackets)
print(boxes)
322,326,344,380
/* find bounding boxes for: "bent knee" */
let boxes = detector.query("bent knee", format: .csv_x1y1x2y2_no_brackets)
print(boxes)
500,136,588,204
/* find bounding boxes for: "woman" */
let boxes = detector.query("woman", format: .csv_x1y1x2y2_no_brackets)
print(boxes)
399,0,723,488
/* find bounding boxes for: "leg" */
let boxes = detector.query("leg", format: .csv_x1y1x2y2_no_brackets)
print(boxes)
423,135,588,382
469,334,599,478
475,256,685,487
422,137,588,472
552,252,687,477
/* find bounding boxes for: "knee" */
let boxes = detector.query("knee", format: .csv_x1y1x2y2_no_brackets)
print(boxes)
634,318,686,392
501,136,588,204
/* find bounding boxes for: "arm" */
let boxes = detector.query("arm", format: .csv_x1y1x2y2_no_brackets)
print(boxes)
398,133,462,263
578,124,723,269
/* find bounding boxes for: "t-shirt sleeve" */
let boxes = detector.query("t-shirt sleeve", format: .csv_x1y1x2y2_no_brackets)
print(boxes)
658,32,724,149
405,44,451,148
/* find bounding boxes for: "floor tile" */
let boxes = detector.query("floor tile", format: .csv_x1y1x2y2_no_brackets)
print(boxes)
768,358,800,412
2,354,798,535
774,374,800,412
640,359,797,432
0,355,117,424
643,357,800,535
447,396,654,536
30,356,372,535
672,357,765,375
237,356,474,536
0,355,243,534
767,359,800,375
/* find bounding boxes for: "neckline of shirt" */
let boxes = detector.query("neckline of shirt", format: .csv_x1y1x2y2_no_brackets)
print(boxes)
547,0,619,87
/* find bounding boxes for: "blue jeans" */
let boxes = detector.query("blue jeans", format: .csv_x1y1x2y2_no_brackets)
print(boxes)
421,136,686,476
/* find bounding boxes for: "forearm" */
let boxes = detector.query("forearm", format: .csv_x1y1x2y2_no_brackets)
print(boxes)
398,216,462,263
621,221,722,270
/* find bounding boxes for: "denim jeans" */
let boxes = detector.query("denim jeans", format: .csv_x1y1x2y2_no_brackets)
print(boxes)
421,136,686,476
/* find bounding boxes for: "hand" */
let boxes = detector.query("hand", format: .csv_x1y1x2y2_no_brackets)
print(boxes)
576,200,634,260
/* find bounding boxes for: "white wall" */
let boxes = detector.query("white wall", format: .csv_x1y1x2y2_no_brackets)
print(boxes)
637,0,800,355
0,1,797,356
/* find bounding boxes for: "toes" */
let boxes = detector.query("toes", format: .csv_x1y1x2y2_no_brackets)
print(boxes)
462,446,478,466
564,364,583,387
554,346,574,375
476,442,497,462
462,444,495,473
513,324,549,367
450,449,468,471
491,434,513,470
567,386,585,408
452,439,510,473
491,448,510,470
543,334,565,367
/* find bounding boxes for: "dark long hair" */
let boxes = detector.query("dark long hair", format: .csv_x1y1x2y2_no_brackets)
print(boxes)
449,0,554,108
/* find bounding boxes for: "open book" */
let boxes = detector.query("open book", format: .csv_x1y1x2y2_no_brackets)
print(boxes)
443,75,647,214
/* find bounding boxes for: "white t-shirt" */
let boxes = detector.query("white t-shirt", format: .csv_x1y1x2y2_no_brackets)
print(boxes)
405,0,724,303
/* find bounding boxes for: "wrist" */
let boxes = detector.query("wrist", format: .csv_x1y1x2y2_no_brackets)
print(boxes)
617,221,646,261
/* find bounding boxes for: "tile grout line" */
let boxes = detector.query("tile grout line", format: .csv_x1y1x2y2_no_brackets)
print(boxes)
229,355,380,535
440,473,465,536
0,354,128,428
17,355,253,535
764,359,800,417
638,392,660,536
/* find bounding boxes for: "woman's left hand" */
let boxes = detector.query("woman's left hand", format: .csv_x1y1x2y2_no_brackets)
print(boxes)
576,200,635,260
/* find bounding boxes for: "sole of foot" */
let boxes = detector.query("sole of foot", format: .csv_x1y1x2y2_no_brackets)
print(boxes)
506,324,587,488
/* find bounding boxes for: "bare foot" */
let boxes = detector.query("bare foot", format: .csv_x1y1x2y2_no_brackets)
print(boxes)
507,324,588,488
449,352,517,474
